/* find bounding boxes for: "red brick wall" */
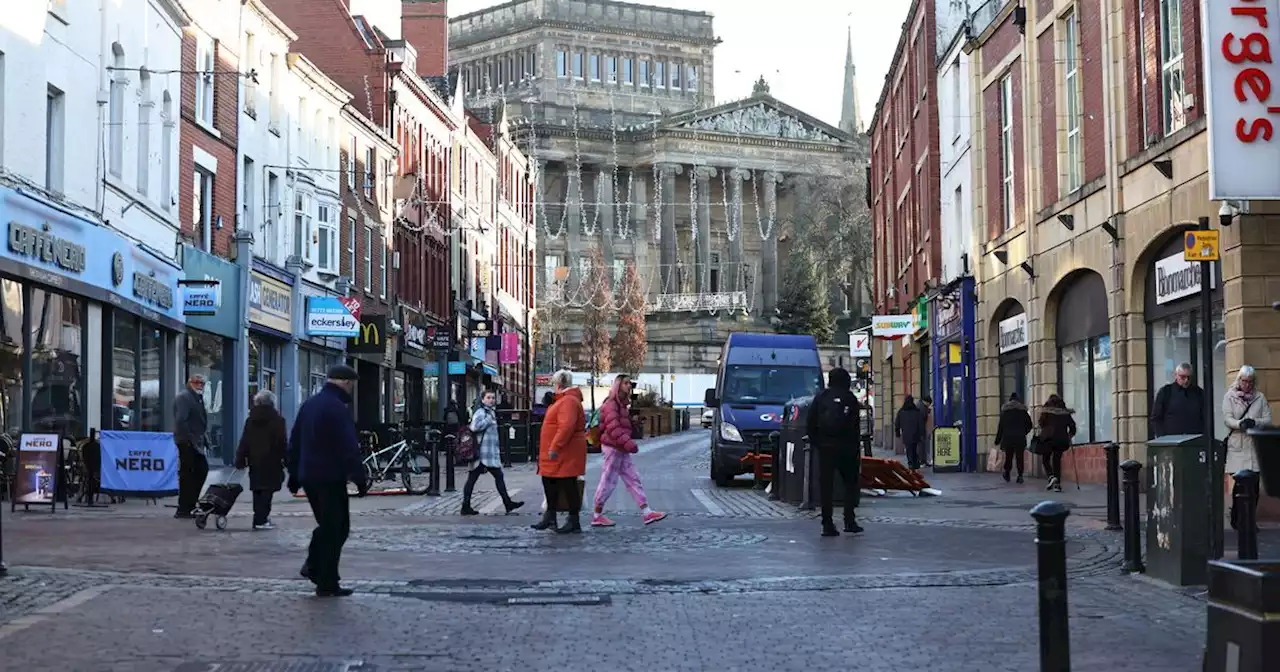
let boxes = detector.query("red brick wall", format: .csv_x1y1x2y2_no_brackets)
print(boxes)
1038,30,1058,208
982,14,1020,78
402,0,448,78
178,32,240,258
262,0,390,127
1080,0,1106,182
868,0,939,315
339,138,392,316
983,81,1002,241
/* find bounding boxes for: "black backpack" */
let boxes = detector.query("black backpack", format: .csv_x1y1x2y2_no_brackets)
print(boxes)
815,391,856,438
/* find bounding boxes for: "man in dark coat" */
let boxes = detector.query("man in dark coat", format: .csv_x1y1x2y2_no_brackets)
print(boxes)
807,368,863,537
235,390,288,530
895,395,926,470
1150,362,1206,437
994,393,1034,483
288,365,369,597
172,375,210,519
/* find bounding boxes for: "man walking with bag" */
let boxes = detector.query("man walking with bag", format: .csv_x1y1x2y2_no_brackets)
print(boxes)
289,365,369,597
807,368,864,537
172,375,210,519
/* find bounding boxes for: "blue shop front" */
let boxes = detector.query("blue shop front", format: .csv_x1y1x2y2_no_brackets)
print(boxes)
929,276,977,472
0,186,185,443
178,244,241,464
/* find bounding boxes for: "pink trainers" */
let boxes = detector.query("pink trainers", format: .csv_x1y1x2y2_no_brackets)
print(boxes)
642,511,667,525
591,513,616,527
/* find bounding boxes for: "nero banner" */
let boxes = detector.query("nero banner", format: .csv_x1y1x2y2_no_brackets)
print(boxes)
99,431,179,497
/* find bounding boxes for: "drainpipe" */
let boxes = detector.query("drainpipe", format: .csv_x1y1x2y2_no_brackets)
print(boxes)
1101,0,1124,450
96,0,109,217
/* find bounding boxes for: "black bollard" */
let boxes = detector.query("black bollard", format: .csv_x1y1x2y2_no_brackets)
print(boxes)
1121,460,1145,573
1234,469,1260,561
426,437,441,497
1104,443,1122,531
444,437,457,493
1030,501,1071,672
768,431,782,501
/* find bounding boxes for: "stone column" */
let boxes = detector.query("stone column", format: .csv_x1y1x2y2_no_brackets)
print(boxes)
631,167,650,295
657,163,682,293
761,171,783,317
693,166,716,293
597,166,615,265
727,168,751,292
565,163,583,261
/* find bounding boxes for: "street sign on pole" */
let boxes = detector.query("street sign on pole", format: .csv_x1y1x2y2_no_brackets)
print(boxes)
850,333,871,357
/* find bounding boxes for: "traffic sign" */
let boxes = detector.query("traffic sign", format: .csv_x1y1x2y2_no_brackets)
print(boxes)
1184,230,1220,262
850,333,871,357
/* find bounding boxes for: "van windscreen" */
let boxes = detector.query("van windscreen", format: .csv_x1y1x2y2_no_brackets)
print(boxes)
723,365,822,405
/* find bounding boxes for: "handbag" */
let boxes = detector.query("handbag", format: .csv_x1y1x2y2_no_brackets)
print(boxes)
455,428,477,463
1028,432,1043,456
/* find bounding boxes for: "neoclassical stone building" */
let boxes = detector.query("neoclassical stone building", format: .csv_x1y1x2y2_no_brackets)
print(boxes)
449,0,868,374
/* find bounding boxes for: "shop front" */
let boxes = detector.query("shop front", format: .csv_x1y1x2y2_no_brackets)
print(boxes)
1055,271,1112,445
396,305,429,424
0,186,185,444
1145,234,1225,441
178,244,241,463
995,305,1029,404
347,312,391,428
928,276,977,470
297,281,352,409
247,266,294,417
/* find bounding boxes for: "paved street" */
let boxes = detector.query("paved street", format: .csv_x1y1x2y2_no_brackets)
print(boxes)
0,430,1209,670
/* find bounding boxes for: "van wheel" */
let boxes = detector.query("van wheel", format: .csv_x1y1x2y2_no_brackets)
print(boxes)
714,471,734,488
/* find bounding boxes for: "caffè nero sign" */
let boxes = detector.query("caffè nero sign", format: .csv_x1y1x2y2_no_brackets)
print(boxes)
1154,252,1216,306
998,313,1028,354
9,222,86,274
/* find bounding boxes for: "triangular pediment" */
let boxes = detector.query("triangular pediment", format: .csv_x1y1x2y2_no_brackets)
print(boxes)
660,96,850,143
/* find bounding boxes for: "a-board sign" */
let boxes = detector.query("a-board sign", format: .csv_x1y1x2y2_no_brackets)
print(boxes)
932,426,962,472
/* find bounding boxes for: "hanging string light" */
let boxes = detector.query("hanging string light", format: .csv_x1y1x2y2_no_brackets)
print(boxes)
609,93,634,239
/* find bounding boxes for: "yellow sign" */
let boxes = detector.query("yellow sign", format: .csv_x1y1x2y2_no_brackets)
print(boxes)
1183,230,1220,262
932,426,962,470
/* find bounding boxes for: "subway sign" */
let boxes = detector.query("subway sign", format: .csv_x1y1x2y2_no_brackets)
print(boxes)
871,314,916,338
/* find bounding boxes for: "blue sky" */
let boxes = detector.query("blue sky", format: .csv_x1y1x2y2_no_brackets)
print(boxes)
448,0,915,128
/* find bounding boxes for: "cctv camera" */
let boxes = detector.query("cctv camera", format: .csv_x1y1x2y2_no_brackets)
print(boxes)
1219,201,1239,228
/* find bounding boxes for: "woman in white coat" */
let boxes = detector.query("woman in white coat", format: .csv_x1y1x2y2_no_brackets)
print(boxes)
1222,365,1272,529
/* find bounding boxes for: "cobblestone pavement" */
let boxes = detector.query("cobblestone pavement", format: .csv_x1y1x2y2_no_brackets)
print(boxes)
0,572,1205,671
0,429,1220,669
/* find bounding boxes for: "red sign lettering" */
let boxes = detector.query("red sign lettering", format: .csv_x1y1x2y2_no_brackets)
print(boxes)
1228,0,1280,142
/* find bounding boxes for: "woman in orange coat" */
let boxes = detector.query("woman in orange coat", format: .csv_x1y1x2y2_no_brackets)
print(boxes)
533,369,589,533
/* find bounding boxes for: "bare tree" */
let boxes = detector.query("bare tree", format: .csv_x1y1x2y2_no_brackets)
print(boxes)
611,260,648,374
784,159,872,320
578,247,614,409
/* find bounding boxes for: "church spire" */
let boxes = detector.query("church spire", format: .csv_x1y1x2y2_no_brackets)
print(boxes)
839,26,863,135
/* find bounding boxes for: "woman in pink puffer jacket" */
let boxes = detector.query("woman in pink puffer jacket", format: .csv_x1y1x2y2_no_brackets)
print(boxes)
591,375,666,527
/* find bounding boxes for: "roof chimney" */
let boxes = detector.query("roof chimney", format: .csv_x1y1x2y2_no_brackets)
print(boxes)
402,0,448,78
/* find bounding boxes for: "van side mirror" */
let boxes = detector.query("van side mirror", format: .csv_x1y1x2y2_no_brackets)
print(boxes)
704,388,719,408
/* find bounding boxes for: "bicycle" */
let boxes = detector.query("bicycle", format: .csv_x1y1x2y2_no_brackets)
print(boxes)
357,427,430,496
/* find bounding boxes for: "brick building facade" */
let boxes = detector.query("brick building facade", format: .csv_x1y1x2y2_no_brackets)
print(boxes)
868,0,942,446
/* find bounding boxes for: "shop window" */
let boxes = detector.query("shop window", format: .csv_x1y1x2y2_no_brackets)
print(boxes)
299,348,337,403
248,336,279,405
110,315,138,430
1059,336,1112,443
392,370,406,424
139,325,164,431
999,357,1027,404
0,280,22,436
1148,308,1226,440
186,331,226,454
29,289,84,437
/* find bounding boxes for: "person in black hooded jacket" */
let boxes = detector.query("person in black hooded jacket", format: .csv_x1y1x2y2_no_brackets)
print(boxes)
994,393,1033,483
895,395,926,470
806,368,863,537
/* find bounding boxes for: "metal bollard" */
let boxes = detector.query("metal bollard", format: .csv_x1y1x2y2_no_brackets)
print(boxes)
1234,469,1260,560
801,439,815,511
426,438,441,497
862,435,872,458
1104,443,1122,531
444,437,457,493
1030,501,1072,672
1121,460,1145,573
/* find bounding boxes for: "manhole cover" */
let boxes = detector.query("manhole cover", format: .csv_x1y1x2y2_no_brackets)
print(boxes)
285,524,767,555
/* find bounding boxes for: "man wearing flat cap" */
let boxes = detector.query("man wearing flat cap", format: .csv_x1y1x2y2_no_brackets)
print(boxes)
288,364,369,597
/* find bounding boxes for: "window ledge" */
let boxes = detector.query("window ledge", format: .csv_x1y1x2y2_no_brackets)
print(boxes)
196,117,221,140
1035,176,1106,224
1119,116,1207,178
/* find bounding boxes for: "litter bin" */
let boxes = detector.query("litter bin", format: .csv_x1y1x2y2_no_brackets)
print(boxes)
1205,560,1280,672
1145,433,1223,586
497,409,531,463
776,397,812,506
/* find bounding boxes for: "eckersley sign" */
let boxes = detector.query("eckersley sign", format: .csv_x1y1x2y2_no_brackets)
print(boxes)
1203,0,1280,199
